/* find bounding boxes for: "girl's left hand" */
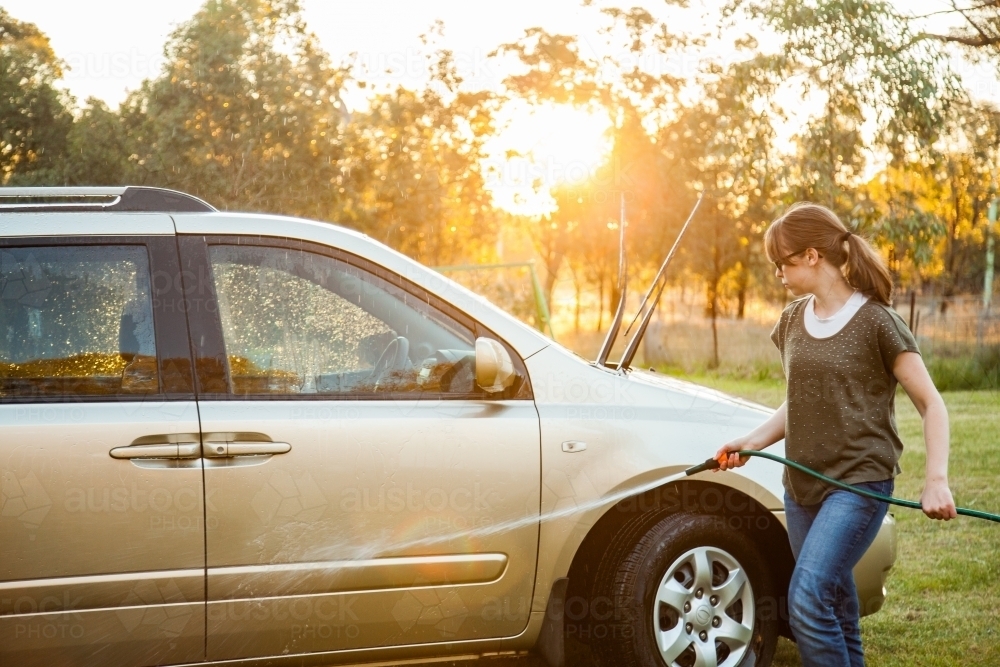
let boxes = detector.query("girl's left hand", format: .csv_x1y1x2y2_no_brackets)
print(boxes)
920,480,957,520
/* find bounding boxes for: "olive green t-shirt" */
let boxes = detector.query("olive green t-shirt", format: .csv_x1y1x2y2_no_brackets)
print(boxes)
771,297,920,506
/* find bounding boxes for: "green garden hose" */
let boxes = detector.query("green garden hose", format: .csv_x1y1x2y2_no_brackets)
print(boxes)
684,450,1000,523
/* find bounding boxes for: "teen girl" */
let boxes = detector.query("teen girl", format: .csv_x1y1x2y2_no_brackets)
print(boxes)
714,202,956,667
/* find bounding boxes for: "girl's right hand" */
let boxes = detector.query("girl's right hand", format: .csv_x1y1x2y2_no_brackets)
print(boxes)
712,403,785,472
713,438,754,472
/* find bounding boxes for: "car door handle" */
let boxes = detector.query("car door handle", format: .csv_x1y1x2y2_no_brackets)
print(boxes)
202,441,292,458
110,442,200,459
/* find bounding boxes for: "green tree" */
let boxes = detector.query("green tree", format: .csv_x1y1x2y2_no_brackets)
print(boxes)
865,162,946,290
664,56,785,364
858,99,1000,305
786,84,866,212
57,99,131,185
729,0,960,162
338,32,503,266
731,0,970,302
119,0,347,219
0,8,72,184
910,2,1000,73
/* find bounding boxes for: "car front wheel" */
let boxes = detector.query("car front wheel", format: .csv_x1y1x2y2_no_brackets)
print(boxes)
593,512,778,667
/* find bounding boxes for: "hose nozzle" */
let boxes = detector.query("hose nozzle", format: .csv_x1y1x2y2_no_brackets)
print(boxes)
684,456,724,476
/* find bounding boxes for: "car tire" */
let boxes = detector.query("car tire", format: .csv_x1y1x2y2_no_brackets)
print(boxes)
592,512,778,667
574,508,672,645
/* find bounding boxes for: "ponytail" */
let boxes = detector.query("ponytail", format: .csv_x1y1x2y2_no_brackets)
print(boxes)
765,202,894,305
844,233,894,305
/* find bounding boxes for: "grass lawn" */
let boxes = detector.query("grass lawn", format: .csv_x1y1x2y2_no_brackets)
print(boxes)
689,376,1000,667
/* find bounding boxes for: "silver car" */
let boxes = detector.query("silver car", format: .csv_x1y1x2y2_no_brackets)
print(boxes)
0,187,896,667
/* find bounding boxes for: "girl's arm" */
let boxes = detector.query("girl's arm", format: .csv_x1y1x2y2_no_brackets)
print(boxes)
714,401,787,471
893,351,957,520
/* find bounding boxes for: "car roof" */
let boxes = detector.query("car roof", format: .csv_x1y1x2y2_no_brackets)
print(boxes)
0,211,177,236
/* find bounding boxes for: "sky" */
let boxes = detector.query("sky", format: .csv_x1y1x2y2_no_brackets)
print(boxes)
3,0,617,107
4,0,998,214
4,0,995,109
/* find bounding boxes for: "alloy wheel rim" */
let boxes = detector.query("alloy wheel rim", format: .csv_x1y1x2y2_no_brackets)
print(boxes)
652,545,755,667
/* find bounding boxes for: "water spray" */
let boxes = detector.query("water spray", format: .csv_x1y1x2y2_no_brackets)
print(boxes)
308,464,701,566
313,449,997,579
304,448,997,575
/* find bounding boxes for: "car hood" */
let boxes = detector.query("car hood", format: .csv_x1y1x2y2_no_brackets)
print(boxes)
624,368,775,416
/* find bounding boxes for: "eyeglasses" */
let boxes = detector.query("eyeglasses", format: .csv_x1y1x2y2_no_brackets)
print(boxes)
772,250,805,270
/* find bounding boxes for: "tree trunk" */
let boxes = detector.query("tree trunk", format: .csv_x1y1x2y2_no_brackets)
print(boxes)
736,262,748,320
711,295,719,370
572,267,582,334
596,274,605,333
707,273,720,370
709,220,722,369
609,278,621,323
736,241,751,320
543,254,562,321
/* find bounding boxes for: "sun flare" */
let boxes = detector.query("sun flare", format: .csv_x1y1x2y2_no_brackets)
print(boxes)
484,101,612,217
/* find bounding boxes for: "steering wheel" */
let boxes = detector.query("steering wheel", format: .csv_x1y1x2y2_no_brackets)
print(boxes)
368,336,410,391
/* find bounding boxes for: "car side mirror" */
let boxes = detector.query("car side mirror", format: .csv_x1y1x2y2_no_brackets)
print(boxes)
475,337,515,393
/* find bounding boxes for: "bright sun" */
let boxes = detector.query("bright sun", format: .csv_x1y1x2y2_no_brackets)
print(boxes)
484,101,613,217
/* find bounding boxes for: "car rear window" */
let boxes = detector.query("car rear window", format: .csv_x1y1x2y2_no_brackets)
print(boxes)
0,245,158,398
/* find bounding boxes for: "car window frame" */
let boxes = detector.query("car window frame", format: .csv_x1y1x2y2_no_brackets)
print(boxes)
178,233,532,401
0,234,195,404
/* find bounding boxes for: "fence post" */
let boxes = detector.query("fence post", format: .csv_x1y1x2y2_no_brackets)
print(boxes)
977,199,998,350
909,291,916,332
528,261,555,339
984,199,997,313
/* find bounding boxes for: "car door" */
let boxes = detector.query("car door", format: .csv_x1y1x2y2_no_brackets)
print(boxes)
177,234,540,661
0,232,205,666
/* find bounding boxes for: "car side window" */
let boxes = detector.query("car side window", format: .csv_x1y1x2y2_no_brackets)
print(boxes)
208,244,479,397
0,245,158,399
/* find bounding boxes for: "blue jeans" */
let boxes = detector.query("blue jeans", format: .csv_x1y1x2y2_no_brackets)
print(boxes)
784,478,894,667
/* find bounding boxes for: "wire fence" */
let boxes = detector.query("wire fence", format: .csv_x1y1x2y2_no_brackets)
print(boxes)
900,294,1000,356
